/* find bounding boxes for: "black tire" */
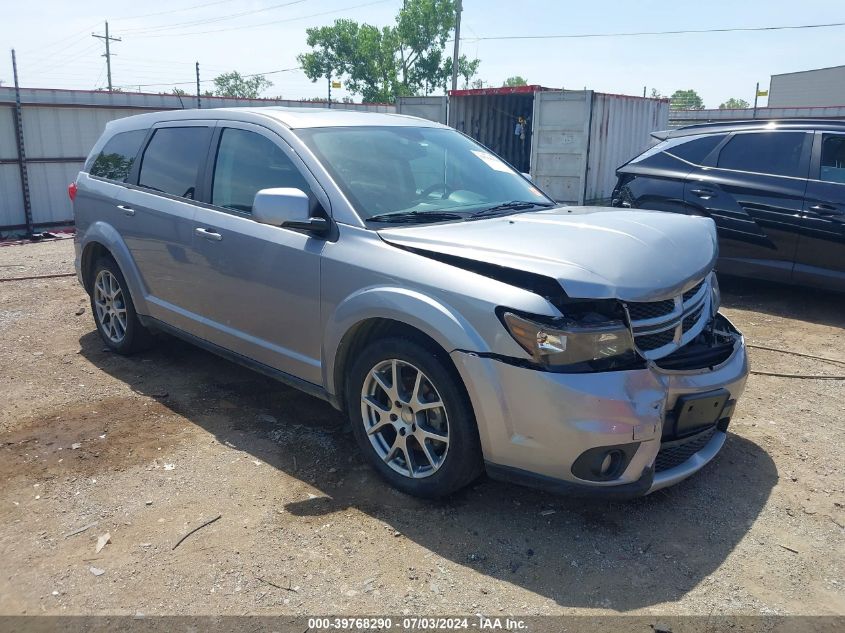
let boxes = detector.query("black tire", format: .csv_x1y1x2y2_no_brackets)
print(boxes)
89,256,152,354
346,337,483,498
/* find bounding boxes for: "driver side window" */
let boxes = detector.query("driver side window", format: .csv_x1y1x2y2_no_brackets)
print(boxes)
212,128,310,214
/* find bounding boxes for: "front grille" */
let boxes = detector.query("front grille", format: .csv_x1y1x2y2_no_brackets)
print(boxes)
626,299,675,321
635,328,676,351
655,426,717,472
682,306,704,331
625,276,711,360
682,279,705,302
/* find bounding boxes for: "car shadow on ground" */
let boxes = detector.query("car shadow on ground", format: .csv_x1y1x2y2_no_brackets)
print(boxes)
79,329,776,611
719,274,845,329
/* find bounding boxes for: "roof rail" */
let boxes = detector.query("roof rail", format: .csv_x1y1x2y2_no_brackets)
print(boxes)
656,118,845,139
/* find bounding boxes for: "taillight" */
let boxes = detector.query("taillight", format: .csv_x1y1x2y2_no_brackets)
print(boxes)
68,182,77,201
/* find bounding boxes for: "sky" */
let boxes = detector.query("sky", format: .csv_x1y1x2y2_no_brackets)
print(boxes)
1,0,843,107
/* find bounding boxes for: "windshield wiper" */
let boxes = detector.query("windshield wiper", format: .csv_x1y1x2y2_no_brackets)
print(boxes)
469,200,555,219
366,210,465,224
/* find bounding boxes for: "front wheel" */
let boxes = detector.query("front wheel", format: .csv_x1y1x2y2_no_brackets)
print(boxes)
346,337,483,498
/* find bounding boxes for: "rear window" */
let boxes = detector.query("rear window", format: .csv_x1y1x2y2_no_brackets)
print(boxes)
820,134,845,184
665,134,725,165
138,127,210,199
717,132,808,178
627,133,723,169
89,129,146,182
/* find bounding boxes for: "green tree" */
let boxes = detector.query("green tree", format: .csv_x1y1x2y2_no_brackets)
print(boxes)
298,0,479,102
719,97,750,109
649,88,666,99
502,75,528,87
670,89,705,110
171,87,187,96
212,71,272,98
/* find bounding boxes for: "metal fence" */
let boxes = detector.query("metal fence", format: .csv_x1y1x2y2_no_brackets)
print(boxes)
0,87,396,236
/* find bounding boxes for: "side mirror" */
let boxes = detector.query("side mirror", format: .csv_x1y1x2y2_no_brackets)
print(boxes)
252,188,330,235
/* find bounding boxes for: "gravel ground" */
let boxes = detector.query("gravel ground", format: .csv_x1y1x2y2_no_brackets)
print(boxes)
0,238,842,616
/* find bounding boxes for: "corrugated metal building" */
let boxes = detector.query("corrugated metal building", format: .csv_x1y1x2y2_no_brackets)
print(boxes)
0,87,395,235
769,65,845,108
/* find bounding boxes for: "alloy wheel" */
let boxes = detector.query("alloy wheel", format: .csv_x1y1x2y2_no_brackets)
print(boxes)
360,359,450,479
93,269,128,344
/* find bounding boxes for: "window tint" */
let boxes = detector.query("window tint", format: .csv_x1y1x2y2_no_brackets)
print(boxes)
212,128,309,213
717,132,807,178
820,134,845,184
665,134,725,164
89,129,146,182
138,127,209,199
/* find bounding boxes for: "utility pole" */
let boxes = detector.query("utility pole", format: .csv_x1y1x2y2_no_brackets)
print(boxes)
327,76,331,108
753,81,759,119
92,21,120,92
196,62,201,109
450,0,462,92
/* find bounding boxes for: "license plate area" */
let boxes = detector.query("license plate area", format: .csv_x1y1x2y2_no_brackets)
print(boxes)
670,389,729,438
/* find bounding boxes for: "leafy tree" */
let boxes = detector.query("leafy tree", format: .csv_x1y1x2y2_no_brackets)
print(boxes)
502,76,528,87
649,88,666,99
171,87,188,96
719,97,750,109
212,71,272,98
670,89,705,110
298,0,479,102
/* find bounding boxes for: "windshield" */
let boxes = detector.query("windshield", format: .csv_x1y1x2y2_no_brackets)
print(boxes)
295,126,553,222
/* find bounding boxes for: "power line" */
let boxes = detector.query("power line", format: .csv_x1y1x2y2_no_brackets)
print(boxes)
112,0,242,22
132,0,395,38
463,20,845,42
111,66,303,89
119,0,310,35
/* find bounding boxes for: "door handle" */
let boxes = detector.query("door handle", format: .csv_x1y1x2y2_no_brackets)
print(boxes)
195,227,223,241
808,204,839,216
690,188,717,200
117,205,135,216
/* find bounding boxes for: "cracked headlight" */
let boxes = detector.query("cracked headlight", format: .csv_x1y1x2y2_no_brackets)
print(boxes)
499,308,637,370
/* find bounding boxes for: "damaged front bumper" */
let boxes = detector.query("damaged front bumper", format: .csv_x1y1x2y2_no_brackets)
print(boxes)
451,314,748,498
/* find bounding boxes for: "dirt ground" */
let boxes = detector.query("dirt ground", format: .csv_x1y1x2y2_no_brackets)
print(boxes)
0,238,842,617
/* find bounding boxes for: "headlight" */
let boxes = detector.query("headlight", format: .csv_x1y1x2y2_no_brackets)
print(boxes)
499,309,637,370
709,271,721,315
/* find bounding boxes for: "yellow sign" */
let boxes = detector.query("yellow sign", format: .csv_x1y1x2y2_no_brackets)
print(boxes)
331,81,342,89
756,89,768,97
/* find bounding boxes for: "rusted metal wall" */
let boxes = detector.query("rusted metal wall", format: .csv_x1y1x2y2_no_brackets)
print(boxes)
583,93,669,204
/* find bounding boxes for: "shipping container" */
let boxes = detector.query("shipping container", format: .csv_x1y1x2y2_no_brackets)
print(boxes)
447,86,668,205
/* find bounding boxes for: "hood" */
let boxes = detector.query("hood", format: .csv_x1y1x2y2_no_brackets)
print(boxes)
378,207,718,302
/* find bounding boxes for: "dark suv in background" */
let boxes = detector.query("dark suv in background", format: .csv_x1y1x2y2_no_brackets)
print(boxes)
612,120,845,291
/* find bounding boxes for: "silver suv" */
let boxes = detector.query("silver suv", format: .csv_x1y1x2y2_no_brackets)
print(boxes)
73,107,748,499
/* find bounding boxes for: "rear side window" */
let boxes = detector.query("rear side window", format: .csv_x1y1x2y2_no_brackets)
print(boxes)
717,132,808,178
89,130,146,182
820,134,845,184
211,128,310,213
665,134,725,165
138,127,209,199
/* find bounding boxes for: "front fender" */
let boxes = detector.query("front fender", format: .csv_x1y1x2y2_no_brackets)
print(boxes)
322,285,490,397
78,221,149,315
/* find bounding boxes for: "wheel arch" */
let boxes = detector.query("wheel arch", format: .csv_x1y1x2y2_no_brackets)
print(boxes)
77,222,148,314
324,287,488,411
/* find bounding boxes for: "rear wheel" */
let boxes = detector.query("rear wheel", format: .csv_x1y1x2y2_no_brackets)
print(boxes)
90,257,152,354
347,337,483,498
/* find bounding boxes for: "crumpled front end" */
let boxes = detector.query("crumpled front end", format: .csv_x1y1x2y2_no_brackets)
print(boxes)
452,313,748,497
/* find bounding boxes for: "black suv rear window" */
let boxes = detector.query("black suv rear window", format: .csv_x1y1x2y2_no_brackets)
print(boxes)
717,132,807,178
138,127,210,199
665,135,725,165
89,129,146,182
